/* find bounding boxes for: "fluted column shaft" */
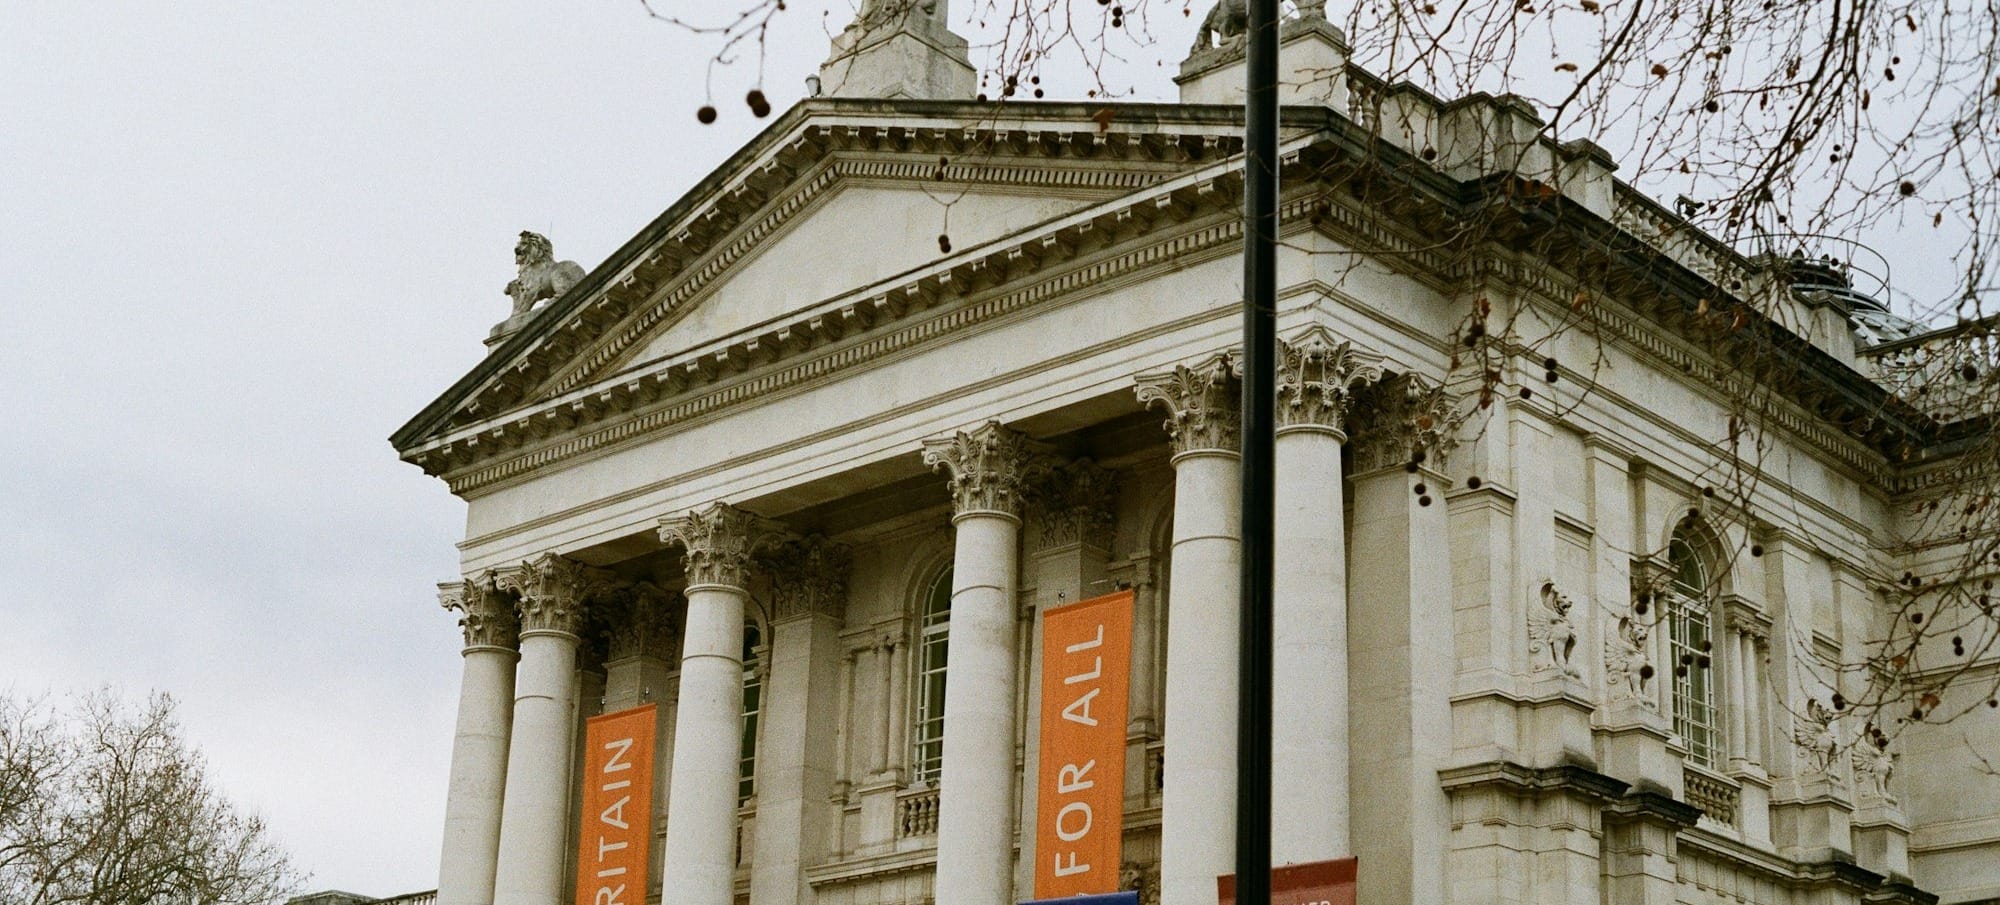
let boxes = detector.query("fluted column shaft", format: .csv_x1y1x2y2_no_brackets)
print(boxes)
922,422,1047,905
492,556,600,905
659,503,792,905
1137,357,1242,905
438,578,520,905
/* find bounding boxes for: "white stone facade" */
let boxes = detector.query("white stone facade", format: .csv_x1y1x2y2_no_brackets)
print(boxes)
394,11,2000,905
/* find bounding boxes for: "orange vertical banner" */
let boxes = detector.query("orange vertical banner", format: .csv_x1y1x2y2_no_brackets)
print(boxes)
1035,589,1135,899
576,704,657,905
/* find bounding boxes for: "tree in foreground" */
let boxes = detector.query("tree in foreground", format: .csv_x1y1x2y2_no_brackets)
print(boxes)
0,691,301,905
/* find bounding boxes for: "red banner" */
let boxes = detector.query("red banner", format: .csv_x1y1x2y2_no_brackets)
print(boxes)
576,704,657,905
1034,589,1135,899
1217,858,1358,905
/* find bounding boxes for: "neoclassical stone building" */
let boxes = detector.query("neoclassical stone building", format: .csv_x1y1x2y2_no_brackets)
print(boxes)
391,4,2000,905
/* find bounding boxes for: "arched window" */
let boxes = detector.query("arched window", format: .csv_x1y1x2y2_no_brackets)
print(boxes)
739,621,765,806
1666,535,1722,769
911,566,953,786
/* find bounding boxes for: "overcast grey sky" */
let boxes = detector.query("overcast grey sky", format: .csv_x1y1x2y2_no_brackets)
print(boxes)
0,0,1963,897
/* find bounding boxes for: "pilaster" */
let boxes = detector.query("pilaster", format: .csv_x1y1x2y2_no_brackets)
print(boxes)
754,536,853,905
1347,374,1458,905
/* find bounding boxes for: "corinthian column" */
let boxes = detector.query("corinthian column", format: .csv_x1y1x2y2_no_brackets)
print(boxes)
1134,354,1241,905
437,574,519,905
1263,327,1379,863
921,421,1049,905
659,503,793,905
492,554,608,905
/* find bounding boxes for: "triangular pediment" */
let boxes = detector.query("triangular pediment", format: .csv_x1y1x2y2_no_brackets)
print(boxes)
392,99,1250,461
613,180,1116,377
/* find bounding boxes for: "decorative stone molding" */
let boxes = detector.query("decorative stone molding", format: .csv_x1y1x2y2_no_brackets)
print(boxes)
1529,580,1582,679
498,553,611,636
440,572,519,650
1133,353,1240,455
1262,325,1385,434
1852,736,1896,803
1349,373,1463,473
1119,860,1161,905
607,583,679,661
659,502,795,589
1604,614,1657,709
1720,594,1773,643
764,535,854,621
920,421,1052,519
1791,698,1843,780
1029,458,1120,550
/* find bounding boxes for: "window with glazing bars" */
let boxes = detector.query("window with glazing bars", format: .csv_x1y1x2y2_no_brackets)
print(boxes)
740,622,764,806
911,567,952,786
1667,537,1723,769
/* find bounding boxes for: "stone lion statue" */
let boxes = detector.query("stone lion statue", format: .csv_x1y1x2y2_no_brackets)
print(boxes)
1190,0,1249,54
505,231,586,318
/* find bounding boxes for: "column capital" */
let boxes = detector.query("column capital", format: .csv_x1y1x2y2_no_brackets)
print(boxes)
764,535,853,621
497,553,612,637
441,572,520,651
1349,373,1464,474
1134,353,1240,456
921,421,1052,520
1239,325,1385,435
607,582,679,661
1029,458,1120,550
660,502,795,589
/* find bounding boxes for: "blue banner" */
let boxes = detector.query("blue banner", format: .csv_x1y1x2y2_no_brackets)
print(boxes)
1021,893,1139,905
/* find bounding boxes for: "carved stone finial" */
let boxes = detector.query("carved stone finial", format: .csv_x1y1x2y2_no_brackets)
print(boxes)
504,231,586,318
764,535,854,620
1604,614,1656,709
660,502,795,589
1349,373,1464,473
1295,0,1327,20
1530,580,1582,679
441,572,519,650
1189,0,1249,55
1030,459,1121,550
1260,326,1385,434
1134,354,1240,456
921,422,1052,520
607,583,679,661
497,553,612,636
